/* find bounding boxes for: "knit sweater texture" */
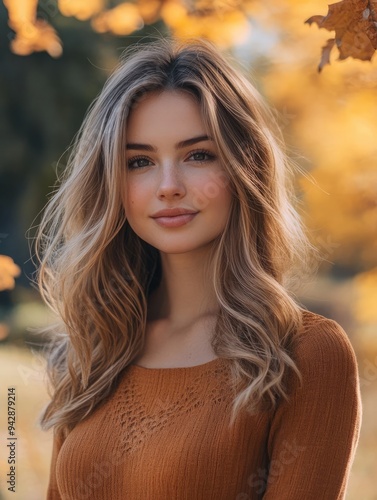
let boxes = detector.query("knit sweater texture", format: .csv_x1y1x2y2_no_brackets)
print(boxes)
46,310,362,499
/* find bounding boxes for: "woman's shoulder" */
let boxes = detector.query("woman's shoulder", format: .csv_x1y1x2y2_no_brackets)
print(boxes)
292,309,358,377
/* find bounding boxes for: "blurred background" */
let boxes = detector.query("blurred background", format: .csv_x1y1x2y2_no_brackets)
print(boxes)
0,0,376,498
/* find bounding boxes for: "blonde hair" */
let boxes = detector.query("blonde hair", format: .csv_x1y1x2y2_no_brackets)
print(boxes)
33,35,317,440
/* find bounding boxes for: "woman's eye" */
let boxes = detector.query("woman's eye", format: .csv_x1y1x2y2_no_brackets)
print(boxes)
127,150,215,169
127,156,152,169
188,150,215,163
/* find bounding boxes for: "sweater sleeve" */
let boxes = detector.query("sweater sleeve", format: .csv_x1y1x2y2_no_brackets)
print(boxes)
46,428,65,500
263,317,362,500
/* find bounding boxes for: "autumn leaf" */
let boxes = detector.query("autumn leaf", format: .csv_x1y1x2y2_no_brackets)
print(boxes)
0,255,21,291
91,3,144,35
305,0,377,71
3,0,62,57
59,0,105,21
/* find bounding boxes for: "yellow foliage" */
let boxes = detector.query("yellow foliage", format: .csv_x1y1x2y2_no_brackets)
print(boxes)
4,0,255,55
137,0,161,24
353,268,377,323
163,6,250,47
160,0,187,28
90,0,252,46
4,0,62,57
0,255,21,291
91,3,143,35
259,0,377,270
4,0,37,25
58,0,105,21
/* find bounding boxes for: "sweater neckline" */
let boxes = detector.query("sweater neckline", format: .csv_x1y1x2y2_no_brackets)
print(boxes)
128,356,224,372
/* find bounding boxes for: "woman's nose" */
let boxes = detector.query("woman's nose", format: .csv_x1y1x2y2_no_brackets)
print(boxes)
156,164,186,199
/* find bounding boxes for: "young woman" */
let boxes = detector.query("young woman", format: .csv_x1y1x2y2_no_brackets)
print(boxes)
35,36,361,499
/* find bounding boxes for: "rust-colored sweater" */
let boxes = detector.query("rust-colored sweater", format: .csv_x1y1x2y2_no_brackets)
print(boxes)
46,311,361,499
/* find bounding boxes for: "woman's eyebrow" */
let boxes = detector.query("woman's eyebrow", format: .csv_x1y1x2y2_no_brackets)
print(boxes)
126,135,213,152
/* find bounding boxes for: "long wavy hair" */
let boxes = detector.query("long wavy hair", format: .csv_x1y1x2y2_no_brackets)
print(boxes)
33,35,317,441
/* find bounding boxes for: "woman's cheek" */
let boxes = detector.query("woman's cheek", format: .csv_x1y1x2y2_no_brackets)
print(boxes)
127,179,150,212
189,173,230,211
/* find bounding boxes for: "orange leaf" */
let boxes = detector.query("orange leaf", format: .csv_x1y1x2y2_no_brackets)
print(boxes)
0,255,21,291
305,0,377,71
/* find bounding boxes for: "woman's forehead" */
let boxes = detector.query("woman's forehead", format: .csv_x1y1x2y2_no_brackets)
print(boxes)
126,91,209,143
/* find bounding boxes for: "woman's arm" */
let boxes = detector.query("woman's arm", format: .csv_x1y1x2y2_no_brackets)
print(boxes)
46,428,65,499
263,317,362,499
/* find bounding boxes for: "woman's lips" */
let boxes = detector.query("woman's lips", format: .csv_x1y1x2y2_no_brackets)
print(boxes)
152,213,198,227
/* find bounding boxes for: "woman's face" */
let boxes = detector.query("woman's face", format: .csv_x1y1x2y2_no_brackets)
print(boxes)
123,90,233,254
